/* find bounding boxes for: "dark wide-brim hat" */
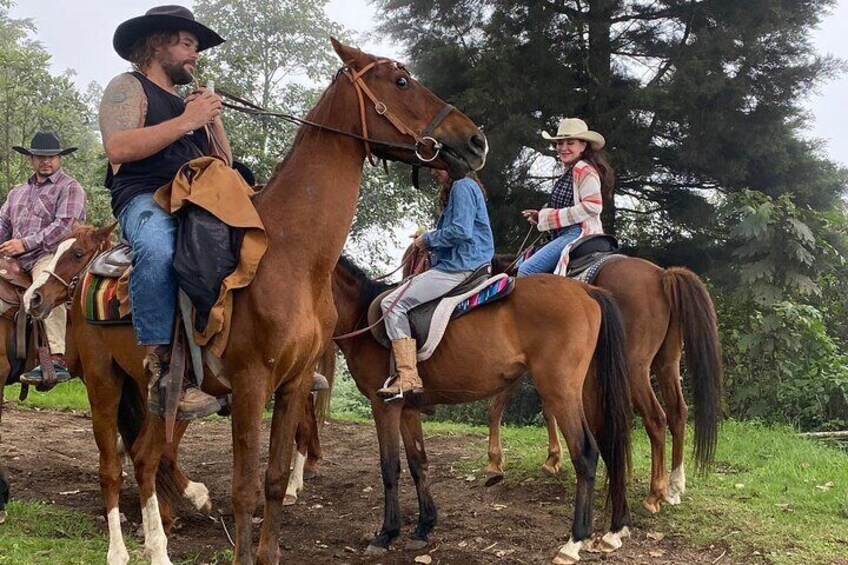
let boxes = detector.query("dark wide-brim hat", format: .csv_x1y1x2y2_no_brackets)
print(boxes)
12,131,77,157
113,5,225,62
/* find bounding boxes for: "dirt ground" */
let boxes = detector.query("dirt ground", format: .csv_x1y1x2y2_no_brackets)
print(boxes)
1,405,731,564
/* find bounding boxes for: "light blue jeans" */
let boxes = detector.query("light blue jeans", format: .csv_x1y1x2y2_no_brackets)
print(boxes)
118,193,177,345
517,224,583,276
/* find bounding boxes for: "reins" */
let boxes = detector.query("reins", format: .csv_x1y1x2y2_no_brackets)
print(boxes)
216,59,454,167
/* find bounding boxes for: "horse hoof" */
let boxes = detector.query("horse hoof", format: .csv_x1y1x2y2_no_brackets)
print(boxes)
0,510,6,525
303,467,319,480
484,473,504,487
664,492,681,505
551,538,582,564
541,462,561,476
283,494,298,506
405,537,428,551
199,500,213,515
365,544,388,556
642,497,661,514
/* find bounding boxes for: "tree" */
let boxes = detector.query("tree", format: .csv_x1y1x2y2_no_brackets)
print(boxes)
193,0,434,262
374,0,847,275
0,0,107,224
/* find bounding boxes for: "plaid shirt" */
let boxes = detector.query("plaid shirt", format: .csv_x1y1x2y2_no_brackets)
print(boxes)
0,168,87,270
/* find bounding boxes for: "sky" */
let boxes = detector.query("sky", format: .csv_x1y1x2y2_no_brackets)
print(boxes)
8,0,848,168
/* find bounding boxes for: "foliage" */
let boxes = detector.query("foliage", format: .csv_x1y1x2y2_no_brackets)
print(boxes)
0,1,109,225
374,0,848,272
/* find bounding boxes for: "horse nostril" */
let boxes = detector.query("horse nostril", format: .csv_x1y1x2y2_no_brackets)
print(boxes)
469,133,487,155
30,292,42,309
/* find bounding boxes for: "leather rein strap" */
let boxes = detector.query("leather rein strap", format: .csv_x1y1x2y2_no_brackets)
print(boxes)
217,59,455,167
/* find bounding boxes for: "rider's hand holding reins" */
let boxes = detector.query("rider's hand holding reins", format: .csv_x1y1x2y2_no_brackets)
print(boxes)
0,239,25,256
522,209,539,225
182,89,222,130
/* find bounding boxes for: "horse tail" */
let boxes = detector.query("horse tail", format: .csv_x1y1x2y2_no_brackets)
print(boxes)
115,367,181,509
313,342,336,430
587,288,632,515
663,268,723,472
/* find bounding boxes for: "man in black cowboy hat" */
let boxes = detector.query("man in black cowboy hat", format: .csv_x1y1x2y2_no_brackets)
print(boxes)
1,131,87,388
98,5,231,419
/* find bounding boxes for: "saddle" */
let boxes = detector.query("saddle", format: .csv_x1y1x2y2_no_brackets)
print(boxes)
368,264,515,362
565,235,626,284
0,256,56,396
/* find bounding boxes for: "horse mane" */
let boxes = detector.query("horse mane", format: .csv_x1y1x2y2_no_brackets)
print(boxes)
337,255,392,312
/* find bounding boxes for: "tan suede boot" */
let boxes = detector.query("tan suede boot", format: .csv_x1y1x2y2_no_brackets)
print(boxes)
377,337,423,400
144,350,219,420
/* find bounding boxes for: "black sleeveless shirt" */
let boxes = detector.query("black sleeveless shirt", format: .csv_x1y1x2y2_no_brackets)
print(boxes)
107,71,210,216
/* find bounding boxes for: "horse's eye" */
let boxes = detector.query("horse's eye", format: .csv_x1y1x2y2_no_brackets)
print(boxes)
395,76,409,89
73,250,85,259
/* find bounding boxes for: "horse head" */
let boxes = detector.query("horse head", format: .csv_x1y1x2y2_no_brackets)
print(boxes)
25,222,116,320
329,38,488,176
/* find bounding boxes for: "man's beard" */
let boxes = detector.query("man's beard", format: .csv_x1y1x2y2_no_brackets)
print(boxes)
162,60,194,85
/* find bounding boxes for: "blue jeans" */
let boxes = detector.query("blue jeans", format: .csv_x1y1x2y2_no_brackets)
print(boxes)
119,193,177,345
517,224,582,276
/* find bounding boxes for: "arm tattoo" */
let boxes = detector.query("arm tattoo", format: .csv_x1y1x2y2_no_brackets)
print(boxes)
99,73,146,147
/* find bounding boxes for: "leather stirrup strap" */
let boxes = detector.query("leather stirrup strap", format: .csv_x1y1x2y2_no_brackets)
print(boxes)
15,307,26,360
163,313,187,444
34,320,58,389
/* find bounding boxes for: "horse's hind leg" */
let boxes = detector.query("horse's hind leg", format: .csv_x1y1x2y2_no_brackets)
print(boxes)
284,393,314,506
541,403,562,476
631,361,669,513
400,408,436,549
0,381,8,525
653,330,687,505
536,383,598,565
161,421,212,516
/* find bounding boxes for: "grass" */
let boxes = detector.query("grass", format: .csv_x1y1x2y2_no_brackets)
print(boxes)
2,381,847,564
413,418,848,565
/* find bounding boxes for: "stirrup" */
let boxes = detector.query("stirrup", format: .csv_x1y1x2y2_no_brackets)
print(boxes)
377,374,405,402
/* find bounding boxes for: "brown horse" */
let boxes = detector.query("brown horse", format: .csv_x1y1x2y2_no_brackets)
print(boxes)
26,39,487,565
488,255,723,513
330,256,633,564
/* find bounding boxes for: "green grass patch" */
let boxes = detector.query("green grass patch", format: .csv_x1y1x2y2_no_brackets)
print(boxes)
4,380,90,412
0,500,140,564
395,417,848,564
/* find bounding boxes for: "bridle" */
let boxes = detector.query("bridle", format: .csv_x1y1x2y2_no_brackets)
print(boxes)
217,59,456,167
41,239,109,299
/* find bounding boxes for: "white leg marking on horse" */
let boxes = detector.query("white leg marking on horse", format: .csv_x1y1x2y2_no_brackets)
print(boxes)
600,525,630,552
183,480,211,513
23,238,76,311
666,464,685,504
284,449,307,505
552,537,582,564
106,507,130,565
141,494,172,565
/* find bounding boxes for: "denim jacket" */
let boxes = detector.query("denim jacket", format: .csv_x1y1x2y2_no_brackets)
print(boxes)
423,177,494,272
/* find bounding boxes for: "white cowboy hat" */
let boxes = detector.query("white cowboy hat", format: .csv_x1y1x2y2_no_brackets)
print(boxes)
541,118,605,151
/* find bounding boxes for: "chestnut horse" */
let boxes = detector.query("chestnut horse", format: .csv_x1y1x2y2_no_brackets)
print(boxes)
330,256,633,565
27,39,487,565
488,255,722,513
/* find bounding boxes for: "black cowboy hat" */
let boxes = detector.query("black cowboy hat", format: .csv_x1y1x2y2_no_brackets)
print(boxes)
12,132,77,157
113,5,225,62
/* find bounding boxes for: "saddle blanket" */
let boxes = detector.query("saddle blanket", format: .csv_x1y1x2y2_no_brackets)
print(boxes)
80,271,131,324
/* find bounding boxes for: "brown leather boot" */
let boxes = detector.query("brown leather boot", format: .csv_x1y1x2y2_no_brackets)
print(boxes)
377,338,423,401
144,349,219,420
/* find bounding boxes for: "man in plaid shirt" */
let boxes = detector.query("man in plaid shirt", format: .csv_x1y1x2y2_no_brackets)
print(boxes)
1,131,86,387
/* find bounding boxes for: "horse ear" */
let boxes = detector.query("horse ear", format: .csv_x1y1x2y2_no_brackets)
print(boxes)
95,221,118,243
330,37,371,69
